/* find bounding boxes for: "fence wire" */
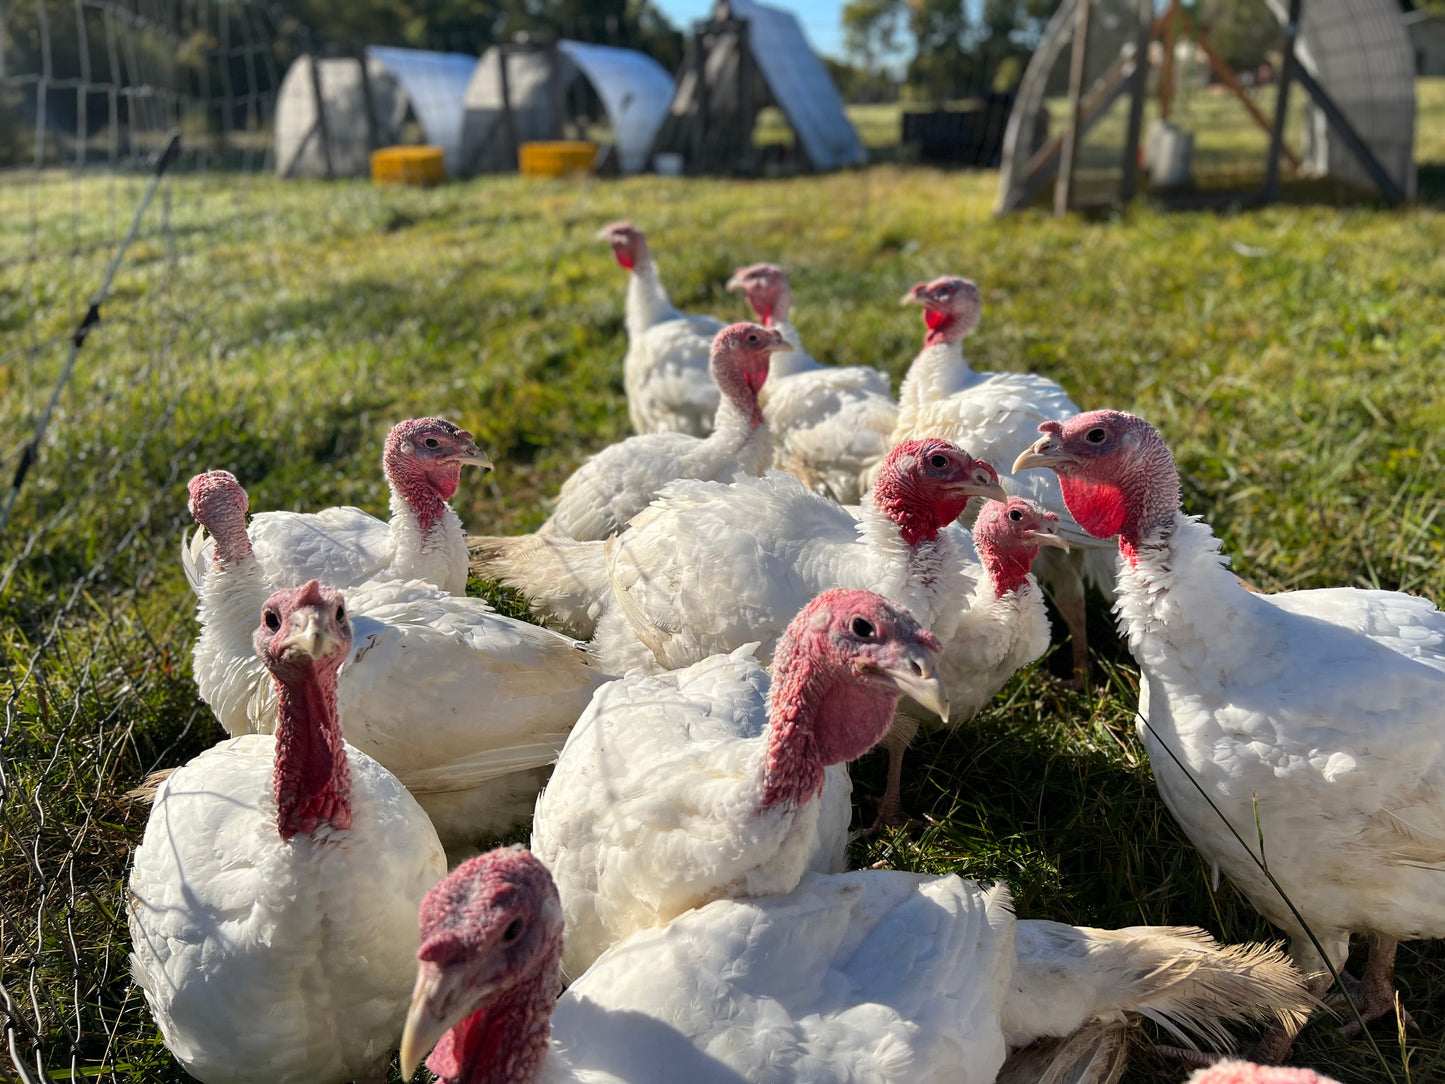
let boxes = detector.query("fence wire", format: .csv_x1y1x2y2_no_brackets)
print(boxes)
0,3,305,1079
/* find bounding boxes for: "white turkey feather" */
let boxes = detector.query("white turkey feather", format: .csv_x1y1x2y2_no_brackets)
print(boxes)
128,735,446,1084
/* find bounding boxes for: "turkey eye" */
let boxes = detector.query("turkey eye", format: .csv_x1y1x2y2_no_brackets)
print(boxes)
502,918,524,942
336,606,345,621
423,437,440,449
929,454,948,469
264,610,280,631
851,617,875,638
1085,428,1106,444
1009,509,1023,521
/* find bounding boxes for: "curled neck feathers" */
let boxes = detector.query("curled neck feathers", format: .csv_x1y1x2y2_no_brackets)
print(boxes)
270,649,351,841
760,631,898,811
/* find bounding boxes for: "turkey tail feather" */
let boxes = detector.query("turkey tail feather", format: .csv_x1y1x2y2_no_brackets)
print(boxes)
467,533,609,639
1006,922,1313,1054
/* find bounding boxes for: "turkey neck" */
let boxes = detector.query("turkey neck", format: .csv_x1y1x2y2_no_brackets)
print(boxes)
385,442,457,537
759,659,897,811
625,256,679,332
979,539,1038,600
896,340,977,417
698,396,770,474
272,659,351,841
428,938,562,1084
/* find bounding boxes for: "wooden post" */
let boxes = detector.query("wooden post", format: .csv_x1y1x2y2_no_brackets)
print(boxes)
1263,0,1301,203
498,45,520,172
1118,0,1152,202
1054,0,1092,217
356,52,381,153
1159,0,1178,123
692,29,710,173
737,21,755,174
306,52,335,178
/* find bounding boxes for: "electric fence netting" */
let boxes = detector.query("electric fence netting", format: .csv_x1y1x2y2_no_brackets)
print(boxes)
0,3,310,1079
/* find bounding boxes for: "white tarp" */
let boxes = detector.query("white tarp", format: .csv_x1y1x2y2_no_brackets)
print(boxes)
556,41,674,174
460,42,674,175
274,48,474,178
366,47,477,175
724,0,865,171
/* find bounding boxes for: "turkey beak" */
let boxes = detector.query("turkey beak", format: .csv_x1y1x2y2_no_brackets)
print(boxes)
882,652,949,723
1026,528,1070,552
1012,436,1069,474
400,962,482,1080
900,284,927,306
959,468,1007,506
725,270,748,292
276,604,341,662
447,442,494,472
766,329,793,354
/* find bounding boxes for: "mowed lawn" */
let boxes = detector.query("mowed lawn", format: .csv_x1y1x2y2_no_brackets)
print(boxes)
1,138,1443,1083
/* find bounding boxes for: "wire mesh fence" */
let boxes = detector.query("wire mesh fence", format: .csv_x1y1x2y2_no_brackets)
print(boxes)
0,3,311,1078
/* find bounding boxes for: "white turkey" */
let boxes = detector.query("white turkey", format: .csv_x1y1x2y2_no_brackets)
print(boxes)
875,495,1067,828
600,221,724,436
880,275,1116,685
185,469,612,849
484,322,785,544
398,848,1310,1084
531,588,948,980
183,417,491,597
129,581,446,1084
726,262,896,503
469,438,1003,647
1014,408,1445,1058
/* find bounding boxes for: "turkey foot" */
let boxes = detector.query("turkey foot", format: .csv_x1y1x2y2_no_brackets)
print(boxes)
1332,936,1412,1038
867,715,920,834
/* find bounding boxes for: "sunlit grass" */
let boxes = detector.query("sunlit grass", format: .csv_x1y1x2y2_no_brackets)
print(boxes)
1,147,1442,1083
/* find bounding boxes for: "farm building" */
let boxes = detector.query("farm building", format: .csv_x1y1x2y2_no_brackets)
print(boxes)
459,40,675,175
274,47,476,179
996,0,1417,212
650,0,866,175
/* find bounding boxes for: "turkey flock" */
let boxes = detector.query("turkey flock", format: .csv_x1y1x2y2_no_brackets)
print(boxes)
124,222,1444,1084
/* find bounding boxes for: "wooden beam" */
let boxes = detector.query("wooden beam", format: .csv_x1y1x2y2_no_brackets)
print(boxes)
1118,0,1153,202
1054,0,1093,216
1293,63,1405,202
1263,0,1301,203
1159,0,1178,123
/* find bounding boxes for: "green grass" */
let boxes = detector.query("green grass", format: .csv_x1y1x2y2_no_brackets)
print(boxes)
1,144,1443,1083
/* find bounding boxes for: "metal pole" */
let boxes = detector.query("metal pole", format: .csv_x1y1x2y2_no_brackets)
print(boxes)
1118,0,1152,203
306,49,334,178
356,51,381,153
1054,0,1092,217
1263,0,1301,204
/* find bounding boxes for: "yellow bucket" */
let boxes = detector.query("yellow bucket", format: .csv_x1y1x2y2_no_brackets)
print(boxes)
518,141,596,178
370,146,446,186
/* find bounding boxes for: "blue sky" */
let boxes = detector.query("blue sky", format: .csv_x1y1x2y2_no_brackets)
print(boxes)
654,1,847,60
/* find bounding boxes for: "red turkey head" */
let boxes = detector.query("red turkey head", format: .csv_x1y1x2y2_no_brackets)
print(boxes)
726,263,792,325
972,497,1069,596
710,322,790,424
871,438,1008,546
1012,409,1179,555
187,469,252,565
401,847,564,1080
597,221,648,272
902,276,982,345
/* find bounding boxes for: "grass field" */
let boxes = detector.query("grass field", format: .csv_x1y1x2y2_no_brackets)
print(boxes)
2,103,1444,1083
